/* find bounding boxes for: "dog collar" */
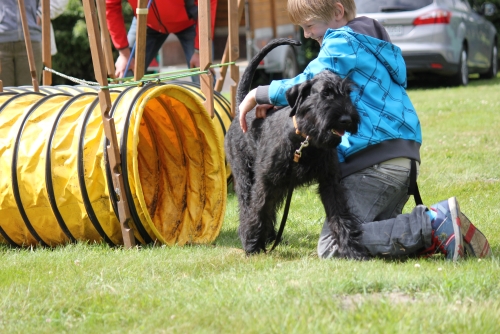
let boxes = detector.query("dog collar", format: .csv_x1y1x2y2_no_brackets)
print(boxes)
292,116,307,138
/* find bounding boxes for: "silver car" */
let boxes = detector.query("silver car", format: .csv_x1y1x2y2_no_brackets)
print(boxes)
355,0,498,85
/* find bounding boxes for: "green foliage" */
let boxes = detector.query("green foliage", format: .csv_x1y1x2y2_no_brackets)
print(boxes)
470,0,500,35
51,0,91,85
51,0,133,85
300,29,320,65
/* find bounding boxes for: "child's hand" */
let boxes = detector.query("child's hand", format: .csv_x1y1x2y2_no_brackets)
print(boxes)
239,89,257,133
239,89,275,132
255,104,274,119
189,52,216,77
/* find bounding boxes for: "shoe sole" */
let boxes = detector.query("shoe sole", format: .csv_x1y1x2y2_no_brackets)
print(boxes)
458,210,492,258
447,197,464,261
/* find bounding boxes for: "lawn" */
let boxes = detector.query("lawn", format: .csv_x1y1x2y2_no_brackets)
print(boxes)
1,76,499,333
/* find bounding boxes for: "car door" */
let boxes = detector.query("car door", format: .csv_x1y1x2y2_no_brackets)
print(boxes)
466,2,494,68
453,0,482,67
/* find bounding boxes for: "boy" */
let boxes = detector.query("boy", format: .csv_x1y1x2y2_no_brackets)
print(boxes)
238,0,491,260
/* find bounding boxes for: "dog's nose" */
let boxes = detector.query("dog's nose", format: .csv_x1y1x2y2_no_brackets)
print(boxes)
339,115,352,126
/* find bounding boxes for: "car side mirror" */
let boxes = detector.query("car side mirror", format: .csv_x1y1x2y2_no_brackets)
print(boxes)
481,3,497,17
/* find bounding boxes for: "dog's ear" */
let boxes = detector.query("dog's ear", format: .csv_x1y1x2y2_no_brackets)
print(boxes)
286,80,312,117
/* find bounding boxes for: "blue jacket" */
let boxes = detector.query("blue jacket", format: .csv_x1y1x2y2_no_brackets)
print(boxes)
258,25,421,177
0,0,41,43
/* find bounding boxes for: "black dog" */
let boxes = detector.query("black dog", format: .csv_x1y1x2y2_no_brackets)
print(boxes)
225,38,368,259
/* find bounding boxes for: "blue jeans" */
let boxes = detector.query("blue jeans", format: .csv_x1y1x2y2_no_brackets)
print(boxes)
317,162,432,259
128,22,199,84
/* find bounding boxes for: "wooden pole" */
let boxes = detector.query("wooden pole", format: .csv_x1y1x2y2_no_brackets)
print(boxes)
82,0,136,248
199,0,214,118
0,61,3,92
270,0,277,39
18,0,39,92
134,0,148,81
96,0,116,79
214,0,244,95
227,0,240,117
41,0,52,85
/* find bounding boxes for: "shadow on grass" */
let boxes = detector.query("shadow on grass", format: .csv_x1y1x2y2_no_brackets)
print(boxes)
211,222,320,260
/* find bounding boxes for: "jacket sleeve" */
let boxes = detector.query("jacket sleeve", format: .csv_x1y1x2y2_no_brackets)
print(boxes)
105,0,129,50
268,30,357,106
193,0,218,50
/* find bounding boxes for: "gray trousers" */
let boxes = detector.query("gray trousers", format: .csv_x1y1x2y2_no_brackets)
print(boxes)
318,163,432,259
0,41,42,87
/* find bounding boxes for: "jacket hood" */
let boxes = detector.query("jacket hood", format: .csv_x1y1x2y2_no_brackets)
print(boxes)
328,27,408,86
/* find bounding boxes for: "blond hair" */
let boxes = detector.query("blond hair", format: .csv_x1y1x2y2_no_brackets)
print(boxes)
288,0,357,24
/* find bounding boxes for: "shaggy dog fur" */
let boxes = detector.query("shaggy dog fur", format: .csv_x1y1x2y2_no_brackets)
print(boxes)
225,38,368,259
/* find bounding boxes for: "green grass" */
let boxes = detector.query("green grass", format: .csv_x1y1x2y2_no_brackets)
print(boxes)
2,77,500,333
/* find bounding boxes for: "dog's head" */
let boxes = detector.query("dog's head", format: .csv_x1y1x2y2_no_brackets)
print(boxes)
286,70,360,148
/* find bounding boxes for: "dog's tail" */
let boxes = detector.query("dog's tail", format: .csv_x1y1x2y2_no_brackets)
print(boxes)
236,38,302,108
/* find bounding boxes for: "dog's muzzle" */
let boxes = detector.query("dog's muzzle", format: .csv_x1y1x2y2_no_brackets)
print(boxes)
331,115,353,137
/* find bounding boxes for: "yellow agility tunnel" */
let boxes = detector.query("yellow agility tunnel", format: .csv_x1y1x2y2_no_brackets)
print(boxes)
0,83,232,247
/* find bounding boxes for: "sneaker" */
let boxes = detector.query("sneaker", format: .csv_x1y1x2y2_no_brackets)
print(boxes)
458,211,492,258
423,197,465,261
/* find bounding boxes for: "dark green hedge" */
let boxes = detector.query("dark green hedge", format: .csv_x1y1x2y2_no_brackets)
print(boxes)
471,0,500,31
51,0,132,85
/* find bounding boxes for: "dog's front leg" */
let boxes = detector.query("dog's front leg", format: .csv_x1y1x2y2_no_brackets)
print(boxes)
240,176,284,254
318,172,368,260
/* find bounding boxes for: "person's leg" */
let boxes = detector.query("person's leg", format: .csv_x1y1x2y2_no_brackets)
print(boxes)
342,163,411,222
175,25,199,84
0,42,16,87
13,40,42,86
129,27,169,77
31,41,43,84
318,163,432,259
319,162,470,260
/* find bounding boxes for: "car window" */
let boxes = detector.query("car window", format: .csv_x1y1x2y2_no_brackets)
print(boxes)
355,0,434,13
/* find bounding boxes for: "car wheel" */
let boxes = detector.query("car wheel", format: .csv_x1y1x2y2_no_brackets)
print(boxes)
282,48,299,79
451,48,469,86
479,44,498,79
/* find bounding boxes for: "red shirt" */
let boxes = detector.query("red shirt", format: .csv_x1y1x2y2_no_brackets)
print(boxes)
106,0,217,50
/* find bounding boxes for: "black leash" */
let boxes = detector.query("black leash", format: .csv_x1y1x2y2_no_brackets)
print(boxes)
269,134,309,252
269,173,295,252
